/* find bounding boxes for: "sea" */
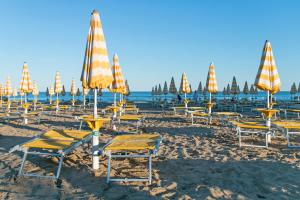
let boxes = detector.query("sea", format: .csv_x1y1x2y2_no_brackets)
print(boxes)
9,91,298,103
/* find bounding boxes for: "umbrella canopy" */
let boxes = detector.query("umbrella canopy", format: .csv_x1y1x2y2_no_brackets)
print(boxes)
206,62,218,93
81,10,113,90
163,81,168,95
222,87,227,95
243,81,249,95
189,84,192,94
237,85,241,94
54,72,62,94
0,84,4,97
179,72,191,94
157,84,162,95
226,84,231,95
298,82,300,93
255,40,281,94
124,80,130,96
20,62,33,94
76,88,81,97
290,82,297,95
169,77,177,94
70,79,77,96
61,85,66,97
5,77,12,97
49,84,55,96
110,54,125,93
197,81,203,94
154,85,158,95
231,76,238,95
250,84,255,94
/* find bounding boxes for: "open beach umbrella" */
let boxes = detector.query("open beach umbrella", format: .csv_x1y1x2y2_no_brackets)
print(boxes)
54,71,62,113
179,72,191,108
110,54,125,109
206,62,218,114
290,82,297,100
255,40,281,127
70,79,77,106
81,10,113,170
49,84,55,104
32,82,39,110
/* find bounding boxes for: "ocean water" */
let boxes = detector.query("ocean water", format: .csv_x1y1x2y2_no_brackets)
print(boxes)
10,91,298,103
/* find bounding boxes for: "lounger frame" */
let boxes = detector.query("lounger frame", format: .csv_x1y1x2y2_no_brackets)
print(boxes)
236,127,273,148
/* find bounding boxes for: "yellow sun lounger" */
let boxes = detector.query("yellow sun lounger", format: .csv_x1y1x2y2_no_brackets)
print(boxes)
273,121,300,148
10,129,91,186
230,121,274,148
117,114,145,132
102,134,162,184
186,111,209,125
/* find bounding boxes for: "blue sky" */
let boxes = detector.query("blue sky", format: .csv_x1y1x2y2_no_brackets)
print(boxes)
0,0,299,91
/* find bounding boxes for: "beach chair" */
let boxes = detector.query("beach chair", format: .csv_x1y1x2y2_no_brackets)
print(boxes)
187,110,209,125
282,109,300,119
117,114,145,132
230,121,274,148
10,129,92,186
273,121,300,148
101,134,162,184
212,112,242,126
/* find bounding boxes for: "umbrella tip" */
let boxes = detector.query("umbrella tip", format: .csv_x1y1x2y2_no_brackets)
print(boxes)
92,9,98,14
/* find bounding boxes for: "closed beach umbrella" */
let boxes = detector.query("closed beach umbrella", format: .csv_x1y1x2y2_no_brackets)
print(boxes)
5,77,12,112
231,76,238,95
206,62,218,114
197,81,203,94
243,81,249,95
70,79,77,105
290,82,297,99
298,82,300,101
49,84,55,104
179,72,191,108
111,54,125,107
154,85,158,99
157,84,162,96
13,88,18,101
83,87,89,107
76,88,81,100
169,77,177,94
80,10,113,170
0,84,4,107
20,62,33,103
32,82,39,110
124,80,130,96
222,87,227,99
163,81,168,95
61,85,66,101
189,84,192,94
237,85,241,95
255,40,281,127
151,87,155,100
54,71,62,113
226,84,231,96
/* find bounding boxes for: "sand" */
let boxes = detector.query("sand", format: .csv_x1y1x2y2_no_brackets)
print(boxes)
1,104,300,199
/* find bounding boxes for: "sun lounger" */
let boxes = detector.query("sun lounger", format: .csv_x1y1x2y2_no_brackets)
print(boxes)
187,111,209,125
10,129,92,186
117,114,145,132
230,121,274,148
101,134,162,184
282,109,300,119
273,121,300,148
212,112,242,125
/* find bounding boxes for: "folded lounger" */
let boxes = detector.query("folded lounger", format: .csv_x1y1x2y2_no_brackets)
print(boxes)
102,134,162,184
273,121,300,148
230,121,274,148
10,129,92,186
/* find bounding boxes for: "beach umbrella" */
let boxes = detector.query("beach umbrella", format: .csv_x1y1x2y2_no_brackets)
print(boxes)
49,84,55,104
157,84,162,97
82,87,89,107
0,84,4,107
243,81,249,96
230,76,238,95
76,88,81,100
205,62,218,114
19,90,24,105
250,84,255,100
54,71,62,113
237,85,241,94
163,81,168,100
189,84,192,94
154,85,158,101
124,80,130,96
32,82,39,111
179,72,191,108
70,79,77,106
46,87,49,101
226,84,231,96
290,82,297,100
12,88,18,102
255,40,281,127
203,86,207,96
20,62,33,103
80,10,113,170
197,81,203,101
110,54,126,109
169,77,177,95
5,77,12,112
298,82,300,101
151,87,155,102
222,87,227,99
61,85,66,102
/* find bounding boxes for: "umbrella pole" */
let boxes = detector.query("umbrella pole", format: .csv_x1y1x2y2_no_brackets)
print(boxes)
24,93,28,124
92,89,99,170
83,95,86,109
56,93,59,114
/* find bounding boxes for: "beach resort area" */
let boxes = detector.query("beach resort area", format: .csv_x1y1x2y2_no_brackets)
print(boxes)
1,1,300,199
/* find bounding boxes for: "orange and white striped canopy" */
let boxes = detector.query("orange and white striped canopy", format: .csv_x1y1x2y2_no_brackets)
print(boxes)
54,72,62,94
5,77,12,97
32,82,39,96
255,40,281,94
20,62,33,93
110,54,125,93
81,10,113,89
206,62,218,93
0,84,4,96
70,79,77,96
49,84,55,96
179,72,191,94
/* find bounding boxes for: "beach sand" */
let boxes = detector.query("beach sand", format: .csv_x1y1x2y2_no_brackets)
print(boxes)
1,104,300,199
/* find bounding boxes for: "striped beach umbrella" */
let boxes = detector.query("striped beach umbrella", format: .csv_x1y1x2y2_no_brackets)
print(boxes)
179,72,191,109
32,82,39,110
5,77,12,98
206,62,218,114
230,76,238,95
81,10,113,170
12,88,18,101
169,77,177,94
243,81,249,95
49,84,55,104
124,80,130,97
20,62,33,103
82,87,89,107
255,40,281,109
0,84,4,108
70,79,77,105
111,54,125,108
54,71,62,112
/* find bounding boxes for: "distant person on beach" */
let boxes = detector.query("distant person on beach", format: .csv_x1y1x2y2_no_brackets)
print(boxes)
177,94,182,103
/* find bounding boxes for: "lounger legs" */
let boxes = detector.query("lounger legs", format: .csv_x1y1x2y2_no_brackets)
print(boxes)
18,150,28,176
238,128,270,148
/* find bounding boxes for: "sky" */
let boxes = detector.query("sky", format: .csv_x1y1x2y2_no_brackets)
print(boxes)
0,0,299,91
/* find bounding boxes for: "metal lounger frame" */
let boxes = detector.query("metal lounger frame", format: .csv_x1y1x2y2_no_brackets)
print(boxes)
236,127,273,148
